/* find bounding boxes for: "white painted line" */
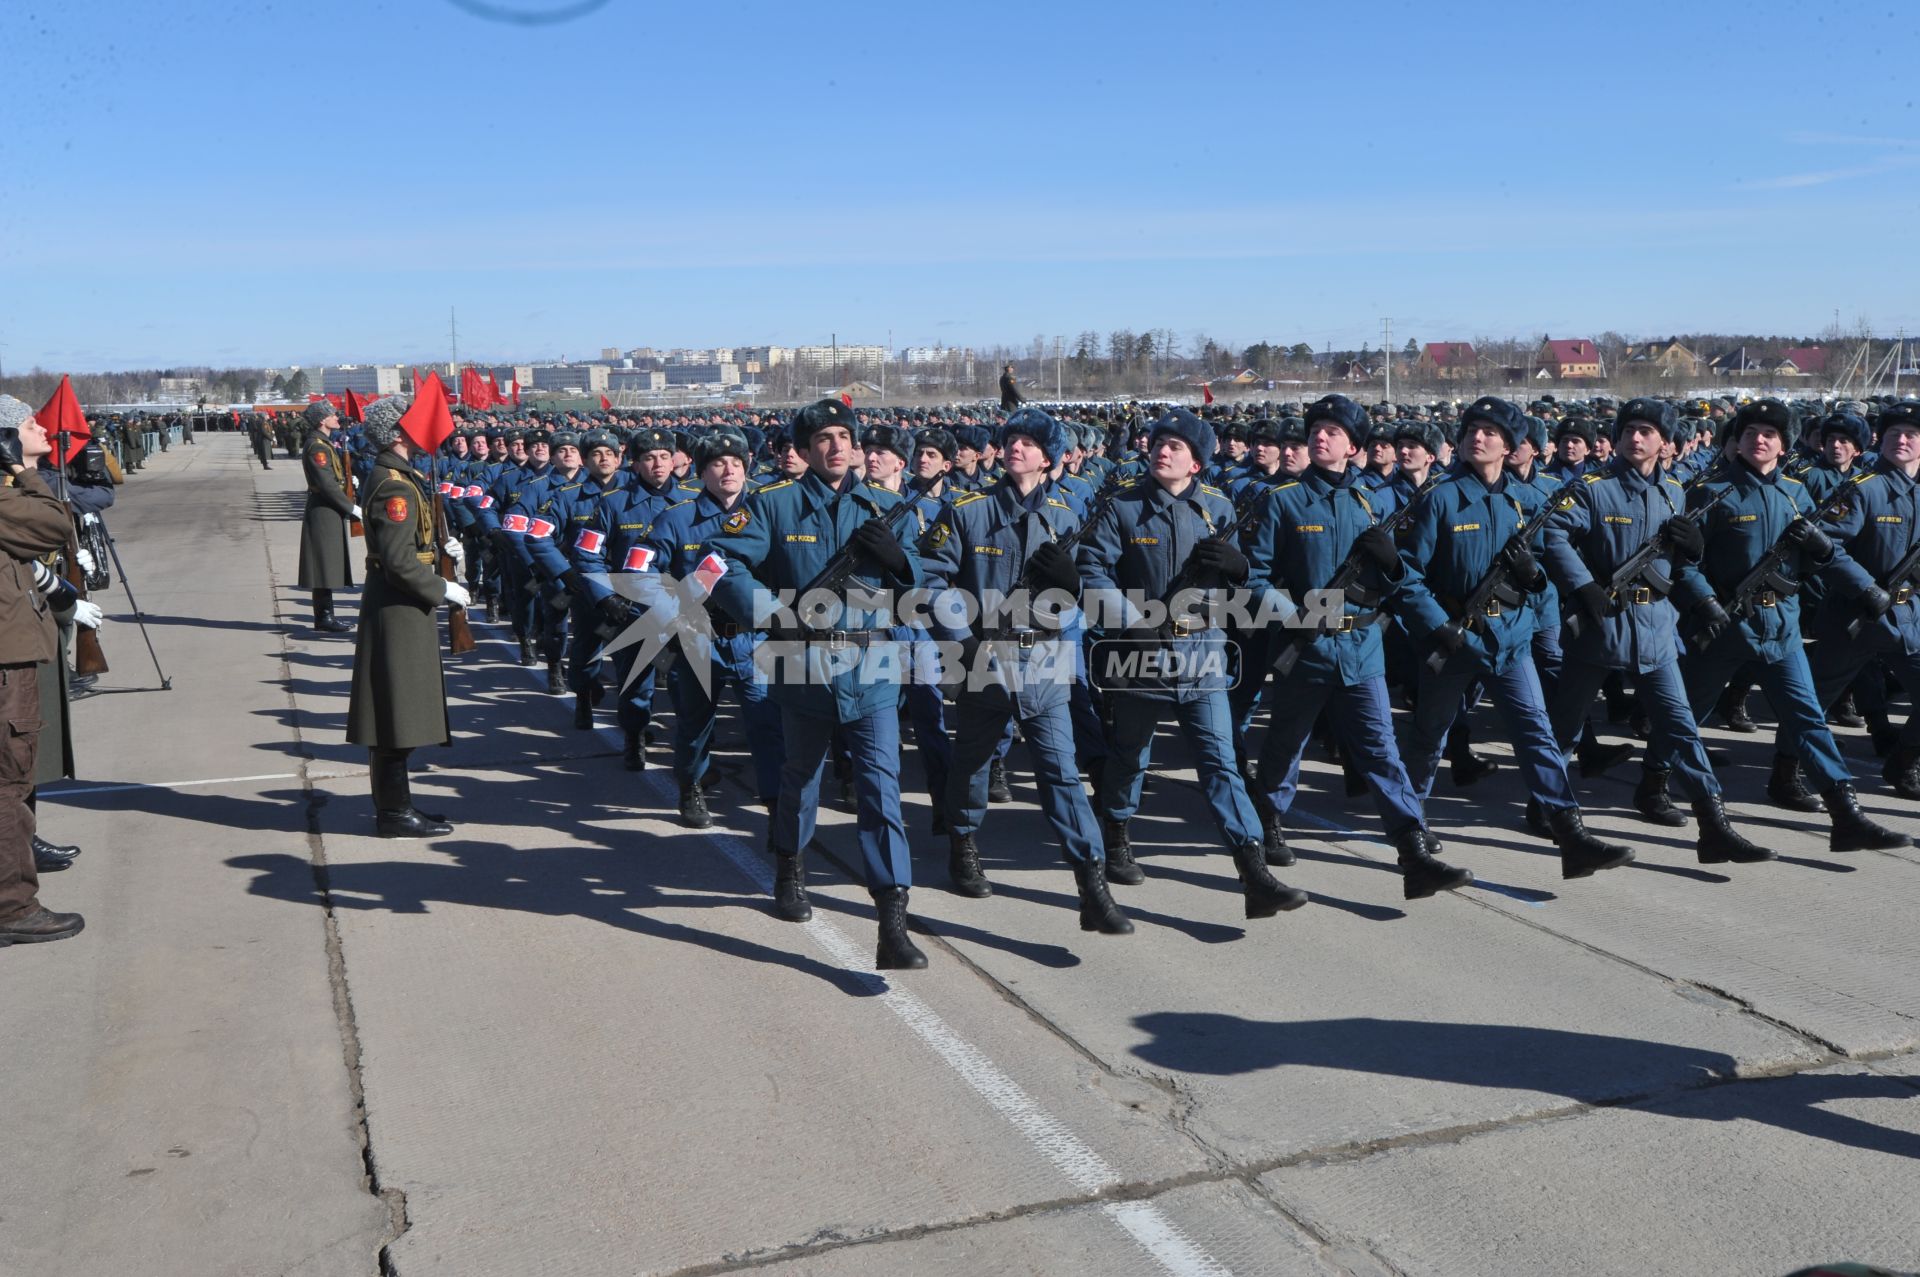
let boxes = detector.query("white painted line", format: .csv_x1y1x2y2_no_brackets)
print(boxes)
42,770,327,798
476,648,1233,1275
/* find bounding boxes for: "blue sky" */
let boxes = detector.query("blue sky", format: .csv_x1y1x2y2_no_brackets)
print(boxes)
4,0,1917,371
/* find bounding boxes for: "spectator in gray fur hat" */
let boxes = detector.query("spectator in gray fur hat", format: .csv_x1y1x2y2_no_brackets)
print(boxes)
0,394,34,435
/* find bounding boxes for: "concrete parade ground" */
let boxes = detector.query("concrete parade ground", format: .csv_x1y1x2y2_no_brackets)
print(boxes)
4,435,1920,1277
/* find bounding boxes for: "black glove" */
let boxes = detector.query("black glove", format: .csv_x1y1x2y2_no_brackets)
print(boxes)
1782,517,1834,564
1185,539,1249,586
1575,582,1612,627
1354,527,1402,578
1687,596,1731,645
1661,516,1704,564
0,429,22,472
1027,541,1080,594
851,518,909,577
595,594,638,628
1858,584,1894,621
1502,541,1547,592
1430,621,1466,655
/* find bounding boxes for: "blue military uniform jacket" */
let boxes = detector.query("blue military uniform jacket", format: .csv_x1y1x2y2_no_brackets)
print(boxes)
1505,462,1578,633
1076,476,1236,704
1394,470,1541,674
567,474,684,606
1244,466,1401,685
1812,458,1920,656
921,481,1081,709
701,468,923,721
1542,458,1689,673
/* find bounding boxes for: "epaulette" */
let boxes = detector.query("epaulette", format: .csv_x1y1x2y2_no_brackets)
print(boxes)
1583,473,1606,484
951,491,990,507
663,496,696,512
1853,472,1880,486
1781,475,1804,486
1272,481,1302,492
1663,478,1684,489
753,478,795,495
1353,487,1373,509
1044,497,1072,510
1198,483,1225,498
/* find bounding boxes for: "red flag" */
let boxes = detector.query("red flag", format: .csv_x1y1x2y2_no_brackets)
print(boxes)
400,372,456,453
1202,384,1215,406
326,393,347,413
487,371,505,405
598,394,612,411
411,367,424,394
37,374,92,466
510,380,520,408
230,409,241,427
342,388,367,422
839,392,853,407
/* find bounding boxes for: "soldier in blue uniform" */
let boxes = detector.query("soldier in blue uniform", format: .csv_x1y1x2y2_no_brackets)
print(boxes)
507,429,592,693
1391,397,1633,879
1242,394,1473,900
1541,398,1772,865
1805,401,1920,796
531,429,629,727
921,408,1132,933
567,427,684,770
1546,417,1596,480
636,430,784,828
703,399,928,969
1078,408,1307,918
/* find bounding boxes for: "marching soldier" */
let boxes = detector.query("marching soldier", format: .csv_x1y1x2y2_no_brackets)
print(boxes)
1242,394,1473,900
297,400,359,634
1079,407,1308,918
1541,398,1771,865
922,407,1132,933
345,398,470,838
704,399,927,968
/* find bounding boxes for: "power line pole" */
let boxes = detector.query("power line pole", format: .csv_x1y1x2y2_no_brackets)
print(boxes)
1055,335,1064,400
1381,317,1393,405
449,307,459,373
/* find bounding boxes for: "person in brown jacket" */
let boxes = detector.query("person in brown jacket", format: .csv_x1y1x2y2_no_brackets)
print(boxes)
0,394,87,945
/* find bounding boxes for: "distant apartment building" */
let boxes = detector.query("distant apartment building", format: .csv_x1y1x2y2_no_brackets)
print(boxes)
663,362,740,388
608,369,668,393
901,345,976,383
791,344,886,381
527,364,611,394
157,375,204,400
320,364,406,395
600,347,623,361
734,345,791,369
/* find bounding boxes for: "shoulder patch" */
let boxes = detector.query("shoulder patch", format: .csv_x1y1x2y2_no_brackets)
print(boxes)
312,450,327,465
721,508,751,535
384,496,409,523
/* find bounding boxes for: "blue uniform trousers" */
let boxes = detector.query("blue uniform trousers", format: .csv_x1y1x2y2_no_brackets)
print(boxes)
1653,641,1851,787
947,686,1101,865
897,632,952,814
607,648,658,738
1550,659,1720,799
775,704,913,891
668,634,784,807
1102,690,1261,848
1793,635,1920,755
1255,674,1424,838
566,599,600,694
1403,658,1577,811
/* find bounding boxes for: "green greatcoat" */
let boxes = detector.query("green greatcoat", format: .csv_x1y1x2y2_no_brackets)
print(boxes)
297,430,356,590
346,451,449,750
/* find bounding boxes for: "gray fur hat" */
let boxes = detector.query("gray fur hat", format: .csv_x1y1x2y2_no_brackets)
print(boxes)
362,396,409,449
302,400,338,428
0,395,34,433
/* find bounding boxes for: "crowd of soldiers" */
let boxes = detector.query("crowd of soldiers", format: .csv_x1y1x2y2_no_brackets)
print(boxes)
296,387,1920,970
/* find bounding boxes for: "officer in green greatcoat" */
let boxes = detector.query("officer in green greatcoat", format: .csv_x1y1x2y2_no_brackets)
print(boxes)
346,397,469,838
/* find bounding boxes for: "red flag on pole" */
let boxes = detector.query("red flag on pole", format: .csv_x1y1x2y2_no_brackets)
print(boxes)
342,388,367,422
1202,384,1215,406
411,367,425,394
839,392,853,407
37,374,92,466
510,380,520,408
400,373,456,453
598,394,612,411
487,371,506,405
326,393,347,413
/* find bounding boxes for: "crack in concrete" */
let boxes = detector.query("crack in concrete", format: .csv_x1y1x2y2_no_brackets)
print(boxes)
261,473,410,1276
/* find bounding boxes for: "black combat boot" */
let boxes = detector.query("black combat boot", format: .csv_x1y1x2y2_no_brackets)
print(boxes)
1231,842,1308,918
1822,782,1914,852
678,781,712,830
1261,808,1294,867
1717,685,1756,732
1101,819,1144,885
546,657,565,695
32,835,77,872
1831,690,1865,728
873,887,928,970
1395,828,1474,900
946,832,992,898
573,691,593,730
1693,794,1772,864
1575,723,1633,777
623,730,644,772
376,808,454,838
1074,860,1133,934
1524,798,1552,838
312,594,352,634
772,849,811,922
483,593,499,624
1548,807,1634,880
517,634,536,666
1633,768,1689,827
1446,723,1496,787
987,759,1012,803
1765,754,1821,812
1882,746,1920,800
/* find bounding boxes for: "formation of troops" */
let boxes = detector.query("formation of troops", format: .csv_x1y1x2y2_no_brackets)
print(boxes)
289,387,1920,970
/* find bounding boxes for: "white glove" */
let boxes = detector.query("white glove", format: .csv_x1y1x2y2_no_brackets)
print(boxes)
442,581,472,610
350,505,364,521
443,539,465,565
72,599,104,629
75,548,96,575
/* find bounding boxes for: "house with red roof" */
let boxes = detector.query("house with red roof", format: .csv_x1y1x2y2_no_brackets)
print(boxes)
1417,342,1478,381
1538,337,1603,380
1776,345,1828,376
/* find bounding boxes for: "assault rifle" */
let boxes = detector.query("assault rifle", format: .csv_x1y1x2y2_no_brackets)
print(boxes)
1423,474,1584,673
1710,476,1859,636
1848,538,1920,639
1562,460,1734,641
1270,472,1438,678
